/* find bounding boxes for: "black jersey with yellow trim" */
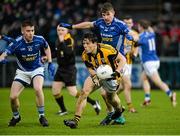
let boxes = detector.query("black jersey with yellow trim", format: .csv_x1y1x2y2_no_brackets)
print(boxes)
82,43,118,71
54,33,75,67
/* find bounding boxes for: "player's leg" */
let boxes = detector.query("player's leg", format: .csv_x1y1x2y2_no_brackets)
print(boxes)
8,69,31,126
149,71,177,107
141,71,151,106
67,66,101,115
122,64,136,112
122,75,136,112
101,92,125,125
64,76,96,128
32,67,48,127
52,81,67,115
8,81,24,126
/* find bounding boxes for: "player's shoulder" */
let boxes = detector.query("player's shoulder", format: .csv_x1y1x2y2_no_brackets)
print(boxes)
93,18,104,25
81,51,88,60
114,17,126,25
99,43,116,53
33,35,46,41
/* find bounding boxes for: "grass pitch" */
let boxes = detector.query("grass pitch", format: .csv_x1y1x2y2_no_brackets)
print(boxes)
0,88,179,135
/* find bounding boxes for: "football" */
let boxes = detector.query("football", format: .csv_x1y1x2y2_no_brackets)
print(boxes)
96,64,113,79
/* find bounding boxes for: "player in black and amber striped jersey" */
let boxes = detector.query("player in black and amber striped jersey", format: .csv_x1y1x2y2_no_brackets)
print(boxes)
121,15,139,113
64,33,126,128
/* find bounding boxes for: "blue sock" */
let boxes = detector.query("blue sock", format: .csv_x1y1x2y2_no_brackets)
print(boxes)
13,111,20,119
145,93,150,101
37,106,45,117
166,90,172,97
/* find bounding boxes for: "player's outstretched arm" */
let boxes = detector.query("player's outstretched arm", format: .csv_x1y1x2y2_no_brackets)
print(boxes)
59,22,94,29
0,35,16,43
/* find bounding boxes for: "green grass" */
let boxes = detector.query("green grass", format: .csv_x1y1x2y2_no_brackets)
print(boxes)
0,88,180,135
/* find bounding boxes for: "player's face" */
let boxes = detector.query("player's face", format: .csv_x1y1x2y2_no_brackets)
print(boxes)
83,38,96,54
57,26,68,36
123,19,133,29
102,10,115,24
137,24,143,33
22,26,35,42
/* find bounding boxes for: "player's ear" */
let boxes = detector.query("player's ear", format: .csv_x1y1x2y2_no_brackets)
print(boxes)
21,27,24,34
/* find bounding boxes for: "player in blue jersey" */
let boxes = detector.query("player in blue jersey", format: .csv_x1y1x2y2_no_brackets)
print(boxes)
137,19,177,107
0,20,56,126
59,2,139,125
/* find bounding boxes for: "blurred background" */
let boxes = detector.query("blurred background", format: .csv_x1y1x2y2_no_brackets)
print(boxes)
0,0,180,89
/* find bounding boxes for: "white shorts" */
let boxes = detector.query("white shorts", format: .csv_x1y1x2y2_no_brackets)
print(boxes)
14,67,44,85
143,60,160,76
100,79,119,93
123,64,132,76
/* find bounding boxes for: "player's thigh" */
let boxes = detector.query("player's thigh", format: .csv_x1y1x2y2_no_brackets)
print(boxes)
32,75,44,91
122,75,131,88
52,81,64,95
10,81,24,99
82,76,95,96
67,86,78,96
32,67,44,91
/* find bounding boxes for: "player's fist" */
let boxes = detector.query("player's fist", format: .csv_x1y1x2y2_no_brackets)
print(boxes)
59,23,72,29
111,70,123,78
48,62,56,78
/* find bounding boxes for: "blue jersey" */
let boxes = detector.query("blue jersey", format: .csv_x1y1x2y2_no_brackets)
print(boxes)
93,17,130,55
5,35,49,71
138,31,159,63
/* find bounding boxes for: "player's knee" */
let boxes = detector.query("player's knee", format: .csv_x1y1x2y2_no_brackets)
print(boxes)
9,94,18,101
52,87,60,95
80,90,89,98
34,85,43,92
124,82,132,90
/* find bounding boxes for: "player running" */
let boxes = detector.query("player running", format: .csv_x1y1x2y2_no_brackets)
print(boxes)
137,19,177,107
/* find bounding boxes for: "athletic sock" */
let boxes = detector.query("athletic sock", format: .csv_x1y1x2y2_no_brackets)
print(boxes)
13,111,20,119
145,93,151,101
166,90,172,97
75,91,80,98
127,103,133,109
37,106,45,117
55,95,67,112
87,97,96,105
74,115,81,123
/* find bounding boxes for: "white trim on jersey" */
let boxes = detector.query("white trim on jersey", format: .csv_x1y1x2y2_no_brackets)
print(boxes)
116,35,123,51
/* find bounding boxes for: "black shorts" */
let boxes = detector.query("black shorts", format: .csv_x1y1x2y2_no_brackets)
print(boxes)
54,66,77,86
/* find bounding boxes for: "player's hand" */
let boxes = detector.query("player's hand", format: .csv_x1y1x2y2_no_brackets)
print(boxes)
91,74,100,86
111,70,123,78
48,62,56,78
0,59,8,64
41,56,48,63
59,23,72,29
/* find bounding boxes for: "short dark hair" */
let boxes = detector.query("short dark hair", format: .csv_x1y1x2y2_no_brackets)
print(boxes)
123,15,132,20
83,33,98,43
101,2,114,13
138,19,150,29
21,20,34,28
